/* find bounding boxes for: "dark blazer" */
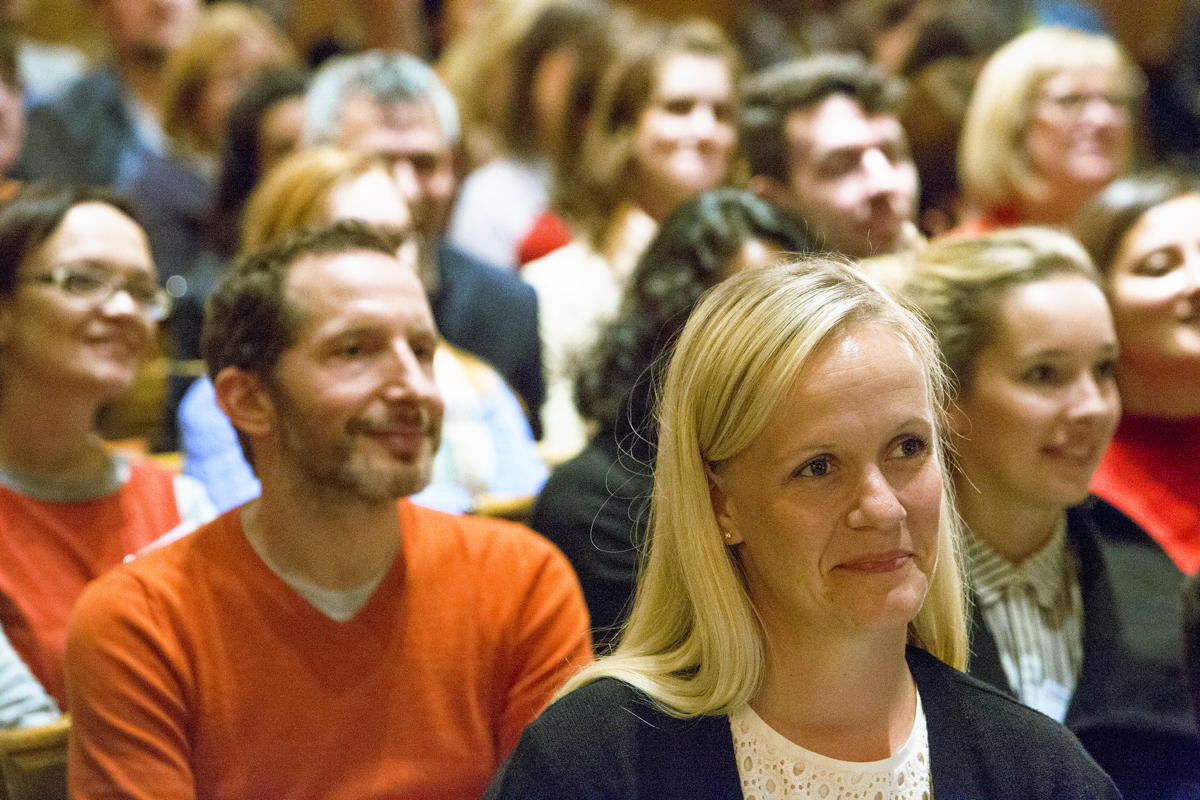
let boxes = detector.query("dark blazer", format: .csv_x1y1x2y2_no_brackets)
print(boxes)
486,646,1121,799
17,65,148,188
530,430,651,649
432,241,543,436
969,496,1200,800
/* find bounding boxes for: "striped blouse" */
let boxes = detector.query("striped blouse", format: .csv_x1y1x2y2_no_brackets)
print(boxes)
965,515,1083,722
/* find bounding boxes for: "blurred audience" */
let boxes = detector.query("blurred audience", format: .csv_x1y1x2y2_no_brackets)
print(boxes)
0,27,23,198
437,0,557,171
17,0,202,188
446,0,610,271
904,227,1200,800
524,16,739,462
531,189,814,648
304,50,545,433
0,183,213,706
1074,168,1200,573
957,26,1141,232
159,66,310,452
0,0,86,103
129,2,297,284
741,53,920,258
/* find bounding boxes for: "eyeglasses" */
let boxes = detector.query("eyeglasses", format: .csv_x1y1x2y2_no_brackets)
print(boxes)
27,264,172,321
1038,90,1132,118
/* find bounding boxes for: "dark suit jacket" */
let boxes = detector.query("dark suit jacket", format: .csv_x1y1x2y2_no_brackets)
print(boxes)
17,65,149,188
432,241,543,437
969,496,1200,800
487,646,1121,799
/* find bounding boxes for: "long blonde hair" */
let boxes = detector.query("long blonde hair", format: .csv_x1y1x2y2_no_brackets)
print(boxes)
563,258,968,715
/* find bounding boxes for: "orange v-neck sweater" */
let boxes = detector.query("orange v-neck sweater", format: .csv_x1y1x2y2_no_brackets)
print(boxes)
66,500,591,800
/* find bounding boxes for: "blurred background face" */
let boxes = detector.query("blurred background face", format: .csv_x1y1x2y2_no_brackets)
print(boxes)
94,0,200,65
1108,194,1200,381
1025,69,1131,197
335,96,456,238
0,202,158,398
194,31,287,154
630,52,735,219
324,168,419,273
951,276,1120,513
779,95,917,258
255,96,306,175
0,71,22,176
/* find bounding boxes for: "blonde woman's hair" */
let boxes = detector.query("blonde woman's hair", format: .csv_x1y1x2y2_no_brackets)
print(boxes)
160,2,297,157
902,226,1099,396
958,26,1139,215
240,147,388,254
562,257,969,716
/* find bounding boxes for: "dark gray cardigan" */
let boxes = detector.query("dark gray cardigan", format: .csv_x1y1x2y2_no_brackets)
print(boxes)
486,646,1121,799
968,496,1200,800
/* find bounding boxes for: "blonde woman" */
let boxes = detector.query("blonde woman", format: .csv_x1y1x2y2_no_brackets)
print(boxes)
488,259,1117,798
903,228,1199,799
957,27,1140,232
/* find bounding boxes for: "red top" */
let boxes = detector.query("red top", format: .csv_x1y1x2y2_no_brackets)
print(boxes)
1091,415,1200,573
0,460,180,704
945,206,1025,238
67,500,591,800
517,210,572,267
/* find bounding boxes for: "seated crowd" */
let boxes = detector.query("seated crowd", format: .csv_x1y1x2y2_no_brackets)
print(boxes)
0,1,1197,798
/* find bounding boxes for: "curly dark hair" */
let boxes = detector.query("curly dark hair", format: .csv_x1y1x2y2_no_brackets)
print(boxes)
575,189,816,461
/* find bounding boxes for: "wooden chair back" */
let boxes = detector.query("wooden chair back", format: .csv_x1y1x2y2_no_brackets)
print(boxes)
0,717,69,800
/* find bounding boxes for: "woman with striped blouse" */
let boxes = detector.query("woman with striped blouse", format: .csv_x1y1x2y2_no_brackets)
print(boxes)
903,227,1200,800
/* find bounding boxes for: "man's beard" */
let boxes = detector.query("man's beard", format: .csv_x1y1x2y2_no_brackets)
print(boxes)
272,392,438,504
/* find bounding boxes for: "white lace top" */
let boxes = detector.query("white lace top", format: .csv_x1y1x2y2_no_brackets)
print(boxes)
730,693,932,799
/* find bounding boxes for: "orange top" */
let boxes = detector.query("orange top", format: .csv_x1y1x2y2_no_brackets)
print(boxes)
0,460,181,704
67,500,591,800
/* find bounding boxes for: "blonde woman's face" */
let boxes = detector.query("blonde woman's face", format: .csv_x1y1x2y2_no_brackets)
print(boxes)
710,323,941,642
631,53,736,216
951,276,1119,513
1025,69,1131,196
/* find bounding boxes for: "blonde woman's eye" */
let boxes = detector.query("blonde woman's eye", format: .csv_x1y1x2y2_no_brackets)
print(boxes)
795,456,832,478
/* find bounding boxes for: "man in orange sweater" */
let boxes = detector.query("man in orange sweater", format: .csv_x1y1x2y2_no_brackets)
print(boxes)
65,220,590,799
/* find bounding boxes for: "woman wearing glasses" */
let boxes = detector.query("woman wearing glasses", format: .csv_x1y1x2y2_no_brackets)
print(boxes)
0,182,213,710
956,27,1140,234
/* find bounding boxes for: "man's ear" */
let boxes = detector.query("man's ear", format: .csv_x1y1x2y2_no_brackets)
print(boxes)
706,464,743,546
213,367,275,438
